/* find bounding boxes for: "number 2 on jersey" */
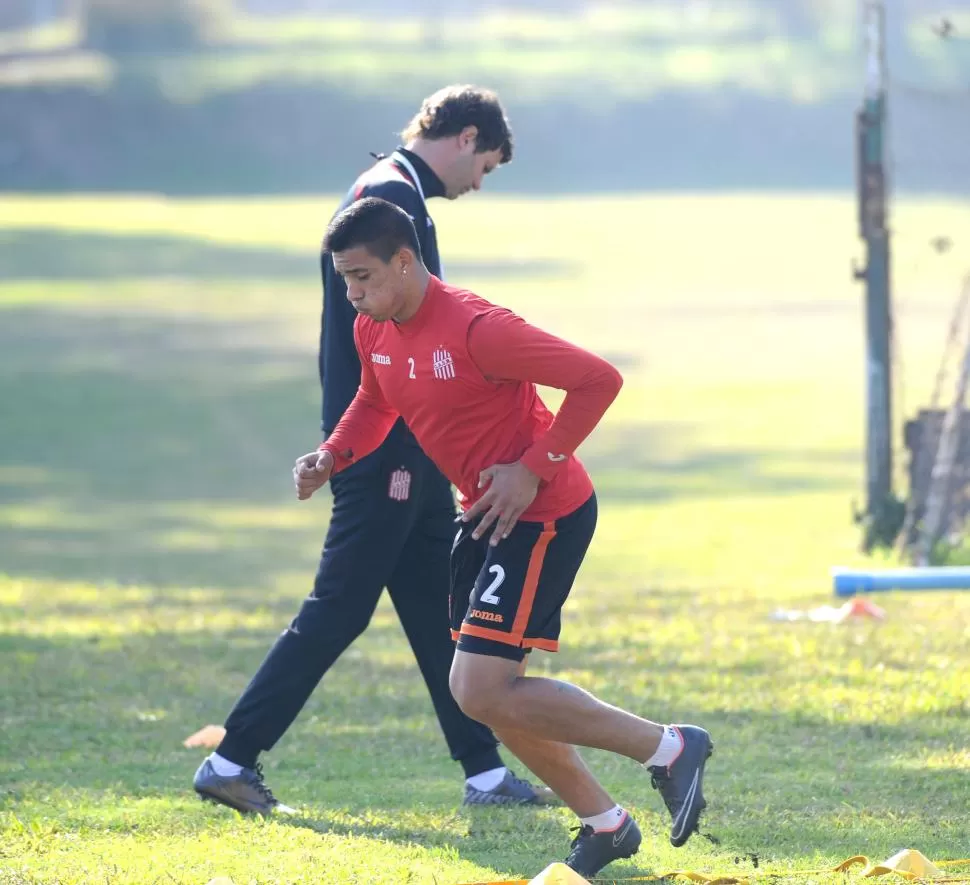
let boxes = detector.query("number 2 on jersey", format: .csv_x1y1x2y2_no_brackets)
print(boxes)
408,357,416,379
480,564,505,605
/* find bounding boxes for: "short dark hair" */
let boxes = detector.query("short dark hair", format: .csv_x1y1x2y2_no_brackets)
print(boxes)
401,85,513,164
323,197,423,263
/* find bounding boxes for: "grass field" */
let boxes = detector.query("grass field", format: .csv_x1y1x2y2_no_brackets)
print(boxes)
1,191,970,884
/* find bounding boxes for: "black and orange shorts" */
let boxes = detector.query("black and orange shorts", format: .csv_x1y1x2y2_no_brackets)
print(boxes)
449,493,597,662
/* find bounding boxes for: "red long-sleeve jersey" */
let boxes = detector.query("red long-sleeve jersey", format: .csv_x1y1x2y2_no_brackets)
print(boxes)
321,276,623,521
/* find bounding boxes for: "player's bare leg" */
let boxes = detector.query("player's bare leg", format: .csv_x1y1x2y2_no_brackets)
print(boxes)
489,659,613,817
450,650,663,760
453,653,641,874
497,725,611,815
450,649,713,851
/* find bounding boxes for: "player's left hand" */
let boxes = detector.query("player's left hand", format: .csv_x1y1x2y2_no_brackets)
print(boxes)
293,449,334,500
460,461,540,546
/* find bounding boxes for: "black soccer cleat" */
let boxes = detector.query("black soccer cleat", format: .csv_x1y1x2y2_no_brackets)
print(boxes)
648,724,713,847
193,757,295,815
462,769,561,806
565,813,642,878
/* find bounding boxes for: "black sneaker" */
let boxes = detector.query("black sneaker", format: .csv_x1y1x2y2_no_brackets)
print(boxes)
193,757,295,815
462,769,560,806
649,724,713,847
565,814,642,877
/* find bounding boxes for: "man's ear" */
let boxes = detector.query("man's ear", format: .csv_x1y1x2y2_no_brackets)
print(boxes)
458,125,479,152
397,247,415,275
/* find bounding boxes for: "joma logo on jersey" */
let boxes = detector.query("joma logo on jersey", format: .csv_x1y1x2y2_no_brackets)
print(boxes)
432,348,456,380
371,353,391,365
470,609,504,624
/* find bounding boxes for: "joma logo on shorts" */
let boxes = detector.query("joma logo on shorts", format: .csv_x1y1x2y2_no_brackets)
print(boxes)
470,609,504,624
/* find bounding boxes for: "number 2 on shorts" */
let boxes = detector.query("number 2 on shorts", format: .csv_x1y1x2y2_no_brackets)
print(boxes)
480,564,505,605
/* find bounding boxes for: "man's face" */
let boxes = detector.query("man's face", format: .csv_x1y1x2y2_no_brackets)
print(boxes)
443,127,503,200
333,246,405,322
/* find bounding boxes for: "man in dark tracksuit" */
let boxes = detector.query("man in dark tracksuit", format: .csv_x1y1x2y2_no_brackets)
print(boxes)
193,86,554,813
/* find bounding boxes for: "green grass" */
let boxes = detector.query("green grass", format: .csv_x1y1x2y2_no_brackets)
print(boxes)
2,192,970,884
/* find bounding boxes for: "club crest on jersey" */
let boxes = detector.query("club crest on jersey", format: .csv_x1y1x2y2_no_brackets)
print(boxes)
432,348,456,380
388,467,411,502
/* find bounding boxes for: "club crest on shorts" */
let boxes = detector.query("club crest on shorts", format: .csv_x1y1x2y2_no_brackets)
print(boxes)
388,467,412,502
432,347,456,380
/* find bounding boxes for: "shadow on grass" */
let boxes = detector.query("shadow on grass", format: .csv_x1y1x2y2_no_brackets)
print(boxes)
0,228,578,282
584,428,857,502
0,302,325,590
0,300,856,591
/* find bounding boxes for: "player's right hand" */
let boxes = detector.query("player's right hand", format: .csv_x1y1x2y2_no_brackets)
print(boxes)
293,449,334,500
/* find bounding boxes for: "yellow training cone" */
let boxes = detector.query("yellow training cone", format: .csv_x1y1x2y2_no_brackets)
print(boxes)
864,850,946,879
528,863,592,884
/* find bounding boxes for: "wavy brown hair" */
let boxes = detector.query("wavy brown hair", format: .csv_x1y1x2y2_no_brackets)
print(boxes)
401,85,513,164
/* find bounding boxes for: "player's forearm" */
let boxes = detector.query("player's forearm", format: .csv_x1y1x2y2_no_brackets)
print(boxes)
467,311,624,480
519,358,623,480
319,392,399,474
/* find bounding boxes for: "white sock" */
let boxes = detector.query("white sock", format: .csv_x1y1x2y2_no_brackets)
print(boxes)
209,752,243,777
644,724,684,768
466,766,507,791
580,805,627,832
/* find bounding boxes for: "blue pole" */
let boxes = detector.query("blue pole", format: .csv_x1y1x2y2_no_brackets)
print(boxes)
833,566,970,596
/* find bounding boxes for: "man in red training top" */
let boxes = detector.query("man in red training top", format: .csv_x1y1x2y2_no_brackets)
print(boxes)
293,196,714,878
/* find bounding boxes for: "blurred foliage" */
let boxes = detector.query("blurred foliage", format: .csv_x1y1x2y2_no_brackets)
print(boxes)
80,0,234,52
1,1,965,194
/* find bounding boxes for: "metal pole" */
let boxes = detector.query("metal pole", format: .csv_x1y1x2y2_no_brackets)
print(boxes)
854,0,894,547
917,329,970,565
